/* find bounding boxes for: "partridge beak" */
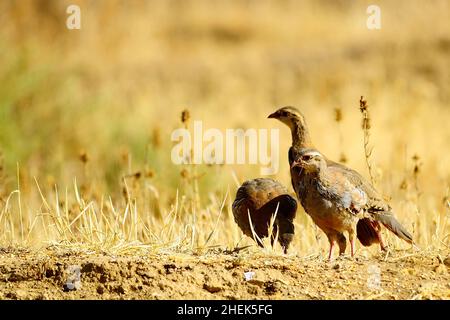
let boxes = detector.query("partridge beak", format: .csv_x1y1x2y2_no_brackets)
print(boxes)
290,160,300,169
267,111,278,119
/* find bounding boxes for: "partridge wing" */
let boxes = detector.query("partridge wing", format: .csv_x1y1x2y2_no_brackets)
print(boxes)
322,167,368,215
327,161,413,243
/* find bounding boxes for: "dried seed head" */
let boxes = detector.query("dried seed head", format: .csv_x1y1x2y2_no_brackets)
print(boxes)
145,169,154,178
181,109,190,124
412,154,421,175
399,179,408,190
122,186,128,199
120,147,130,163
79,150,89,164
152,127,161,148
442,195,449,207
359,96,368,113
359,96,371,129
334,108,343,123
180,168,189,179
339,153,347,163
133,171,142,179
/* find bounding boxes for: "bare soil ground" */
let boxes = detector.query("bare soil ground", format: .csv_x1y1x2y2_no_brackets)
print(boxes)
1,247,449,300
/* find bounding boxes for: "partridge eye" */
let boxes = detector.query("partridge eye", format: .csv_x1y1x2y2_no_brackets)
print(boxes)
302,155,312,161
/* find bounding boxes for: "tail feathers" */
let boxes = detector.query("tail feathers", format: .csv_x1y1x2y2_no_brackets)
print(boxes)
357,218,379,247
375,212,413,244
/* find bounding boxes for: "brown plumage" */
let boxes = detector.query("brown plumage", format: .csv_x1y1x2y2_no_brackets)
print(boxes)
232,178,297,253
268,106,413,258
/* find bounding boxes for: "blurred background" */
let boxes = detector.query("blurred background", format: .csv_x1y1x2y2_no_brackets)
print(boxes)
0,0,449,251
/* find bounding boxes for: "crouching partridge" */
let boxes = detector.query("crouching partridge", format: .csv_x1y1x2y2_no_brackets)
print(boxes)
232,178,297,253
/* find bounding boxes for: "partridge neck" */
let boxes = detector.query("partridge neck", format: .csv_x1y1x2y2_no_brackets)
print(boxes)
316,166,332,186
291,120,313,148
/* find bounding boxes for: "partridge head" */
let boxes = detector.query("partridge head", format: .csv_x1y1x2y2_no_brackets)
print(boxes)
268,106,305,129
268,106,313,148
290,150,327,173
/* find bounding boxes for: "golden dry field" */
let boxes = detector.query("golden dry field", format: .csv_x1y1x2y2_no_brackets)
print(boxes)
0,0,449,300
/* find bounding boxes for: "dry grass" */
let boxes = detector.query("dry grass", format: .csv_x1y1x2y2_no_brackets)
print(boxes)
0,0,449,261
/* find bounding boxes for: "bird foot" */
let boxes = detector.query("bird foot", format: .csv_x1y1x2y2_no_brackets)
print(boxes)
326,253,353,262
335,253,354,261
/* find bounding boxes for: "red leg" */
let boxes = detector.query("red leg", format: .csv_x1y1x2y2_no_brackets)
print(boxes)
350,238,355,257
328,241,335,260
376,231,387,251
370,220,387,251
347,230,356,257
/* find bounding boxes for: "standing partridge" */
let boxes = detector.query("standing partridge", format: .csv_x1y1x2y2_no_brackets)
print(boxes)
232,178,297,253
291,149,413,259
268,106,413,257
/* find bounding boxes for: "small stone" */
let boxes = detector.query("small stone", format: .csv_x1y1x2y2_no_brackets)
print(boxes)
434,264,448,275
99,274,108,283
401,268,416,276
276,278,290,285
34,293,48,300
203,283,222,293
73,281,82,290
16,289,27,299
248,279,265,287
114,285,126,294
443,257,450,267
226,294,241,300
247,286,259,295
97,285,105,294
243,271,255,281
265,281,281,294
63,283,75,292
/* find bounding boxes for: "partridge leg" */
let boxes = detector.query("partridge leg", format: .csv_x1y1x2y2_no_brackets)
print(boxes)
371,220,387,251
328,240,335,260
349,231,356,257
350,239,355,257
376,231,387,251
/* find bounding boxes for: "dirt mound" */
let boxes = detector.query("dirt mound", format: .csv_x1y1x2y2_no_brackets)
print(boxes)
0,247,449,299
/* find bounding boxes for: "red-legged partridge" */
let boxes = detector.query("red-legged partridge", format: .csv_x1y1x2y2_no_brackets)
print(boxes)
291,149,413,259
269,106,413,258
